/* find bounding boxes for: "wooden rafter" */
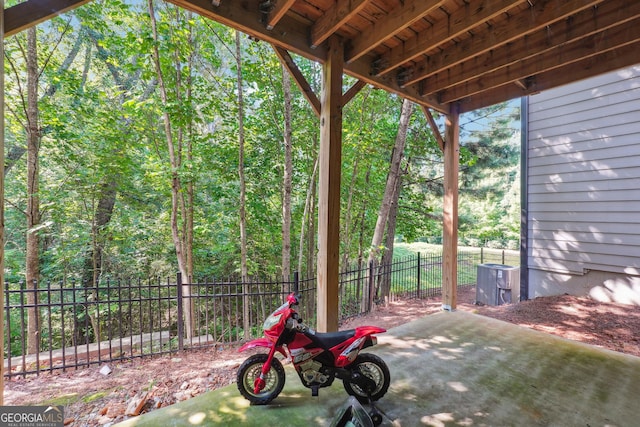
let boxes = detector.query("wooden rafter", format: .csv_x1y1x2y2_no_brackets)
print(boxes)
5,0,92,37
311,0,368,49
6,0,640,112
342,80,366,106
440,17,640,104
374,0,518,77
266,0,296,30
345,0,445,64
458,39,640,113
168,0,324,61
420,0,640,96
402,0,602,87
421,106,444,152
165,0,448,113
272,45,321,117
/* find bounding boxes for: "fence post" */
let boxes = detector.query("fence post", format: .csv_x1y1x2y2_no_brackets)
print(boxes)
5,281,11,375
368,260,374,312
176,272,183,351
502,250,505,264
480,247,484,264
416,253,421,299
34,279,40,375
293,271,299,294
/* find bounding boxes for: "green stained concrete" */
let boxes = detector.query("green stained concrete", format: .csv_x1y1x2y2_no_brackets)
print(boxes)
115,311,640,426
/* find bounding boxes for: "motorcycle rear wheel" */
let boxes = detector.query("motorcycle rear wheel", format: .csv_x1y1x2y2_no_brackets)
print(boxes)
343,353,390,403
237,353,286,405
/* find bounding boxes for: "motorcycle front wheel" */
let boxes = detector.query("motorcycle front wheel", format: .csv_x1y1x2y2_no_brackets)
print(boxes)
237,353,286,405
343,353,390,403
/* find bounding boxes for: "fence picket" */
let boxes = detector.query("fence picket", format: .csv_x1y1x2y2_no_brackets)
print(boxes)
3,248,518,378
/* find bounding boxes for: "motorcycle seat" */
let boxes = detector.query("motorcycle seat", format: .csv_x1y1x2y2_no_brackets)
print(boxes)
306,329,356,350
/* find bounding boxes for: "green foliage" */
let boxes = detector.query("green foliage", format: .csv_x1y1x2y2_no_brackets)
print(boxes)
3,0,520,288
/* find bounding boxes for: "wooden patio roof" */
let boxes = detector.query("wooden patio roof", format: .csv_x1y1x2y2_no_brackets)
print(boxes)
8,0,640,114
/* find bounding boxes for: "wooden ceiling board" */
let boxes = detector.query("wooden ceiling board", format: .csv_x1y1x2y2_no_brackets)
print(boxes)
8,0,636,113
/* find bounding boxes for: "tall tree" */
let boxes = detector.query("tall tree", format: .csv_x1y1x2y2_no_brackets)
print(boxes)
236,31,250,339
281,65,292,284
147,0,195,338
25,27,41,355
368,99,413,261
368,99,413,303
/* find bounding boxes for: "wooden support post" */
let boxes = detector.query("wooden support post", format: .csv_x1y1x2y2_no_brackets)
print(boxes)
317,36,343,332
1,0,6,403
442,103,460,311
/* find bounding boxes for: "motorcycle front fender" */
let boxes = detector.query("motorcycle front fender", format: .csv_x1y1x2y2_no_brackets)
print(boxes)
238,338,273,352
238,339,288,359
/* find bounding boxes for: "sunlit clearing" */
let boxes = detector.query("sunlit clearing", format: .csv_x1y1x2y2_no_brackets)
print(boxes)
421,412,455,427
428,336,454,344
447,381,468,393
431,350,459,361
188,412,206,424
380,336,412,348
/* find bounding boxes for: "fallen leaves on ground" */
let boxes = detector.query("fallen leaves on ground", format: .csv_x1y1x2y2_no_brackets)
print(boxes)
5,288,640,426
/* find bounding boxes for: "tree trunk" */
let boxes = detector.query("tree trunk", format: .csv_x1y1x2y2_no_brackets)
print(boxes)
341,157,359,268
297,154,318,277
147,0,193,339
80,180,117,343
379,163,406,302
26,27,41,355
357,166,371,310
281,65,292,287
367,99,413,305
5,28,84,177
236,32,251,340
81,180,117,287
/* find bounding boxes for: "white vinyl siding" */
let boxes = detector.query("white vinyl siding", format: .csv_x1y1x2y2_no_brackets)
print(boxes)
527,66,640,275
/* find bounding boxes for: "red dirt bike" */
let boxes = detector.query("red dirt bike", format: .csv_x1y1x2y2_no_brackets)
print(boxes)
237,293,390,412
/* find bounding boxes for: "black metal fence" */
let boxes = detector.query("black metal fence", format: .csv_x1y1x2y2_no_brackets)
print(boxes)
4,248,518,378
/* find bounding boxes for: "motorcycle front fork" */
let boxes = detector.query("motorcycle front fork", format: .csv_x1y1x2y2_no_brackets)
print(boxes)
254,345,279,394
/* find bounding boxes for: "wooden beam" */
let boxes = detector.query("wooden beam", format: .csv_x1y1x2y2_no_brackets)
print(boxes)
311,0,368,49
422,0,640,97
420,106,444,152
317,36,343,333
5,0,92,37
342,80,366,106
266,0,296,30
442,103,460,311
440,18,640,104
458,39,640,113
167,0,327,63
374,0,517,77
345,0,445,64
166,0,446,113
402,0,602,87
346,52,448,113
272,45,321,117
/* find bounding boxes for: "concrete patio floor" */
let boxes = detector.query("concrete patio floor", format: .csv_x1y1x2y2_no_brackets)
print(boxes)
115,310,640,426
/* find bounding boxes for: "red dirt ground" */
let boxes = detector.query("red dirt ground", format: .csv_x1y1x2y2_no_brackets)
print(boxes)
5,287,640,426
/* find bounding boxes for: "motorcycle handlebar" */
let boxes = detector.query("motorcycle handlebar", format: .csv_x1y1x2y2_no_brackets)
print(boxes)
286,292,301,306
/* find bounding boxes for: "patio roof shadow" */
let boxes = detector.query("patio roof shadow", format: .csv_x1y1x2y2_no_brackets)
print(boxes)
114,311,640,426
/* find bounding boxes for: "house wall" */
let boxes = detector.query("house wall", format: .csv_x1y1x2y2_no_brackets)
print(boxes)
526,65,640,305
